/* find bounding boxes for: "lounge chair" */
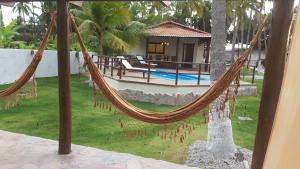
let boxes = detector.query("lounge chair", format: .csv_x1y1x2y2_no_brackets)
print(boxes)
136,55,157,67
117,56,155,78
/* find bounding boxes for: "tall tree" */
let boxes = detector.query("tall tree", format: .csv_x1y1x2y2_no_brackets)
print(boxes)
72,2,144,55
0,5,4,28
207,0,236,159
12,2,32,24
0,19,20,48
228,0,259,62
257,0,264,61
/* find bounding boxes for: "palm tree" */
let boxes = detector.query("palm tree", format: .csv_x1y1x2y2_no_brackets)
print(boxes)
72,2,145,55
173,0,208,26
0,19,20,48
207,0,236,159
129,1,170,26
0,5,4,28
228,0,259,62
12,2,32,24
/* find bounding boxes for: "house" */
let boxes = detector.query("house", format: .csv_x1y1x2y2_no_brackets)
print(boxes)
128,21,211,68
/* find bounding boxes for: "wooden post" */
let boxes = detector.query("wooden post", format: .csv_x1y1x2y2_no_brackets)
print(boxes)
251,0,294,168
263,10,300,168
251,66,256,84
147,62,150,83
97,55,100,69
145,37,149,59
99,56,103,70
197,64,201,85
111,58,114,77
103,57,106,74
175,63,179,85
119,59,122,80
57,0,71,155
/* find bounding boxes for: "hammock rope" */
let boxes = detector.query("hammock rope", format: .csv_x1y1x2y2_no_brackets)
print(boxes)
0,13,57,97
70,14,268,124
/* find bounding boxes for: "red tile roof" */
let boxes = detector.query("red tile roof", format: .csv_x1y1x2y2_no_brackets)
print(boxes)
145,21,211,38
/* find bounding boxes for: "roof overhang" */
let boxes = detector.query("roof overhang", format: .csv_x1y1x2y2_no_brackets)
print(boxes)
0,1,83,6
145,21,211,38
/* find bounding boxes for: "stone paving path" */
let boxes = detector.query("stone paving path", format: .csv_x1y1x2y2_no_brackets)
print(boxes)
0,130,197,169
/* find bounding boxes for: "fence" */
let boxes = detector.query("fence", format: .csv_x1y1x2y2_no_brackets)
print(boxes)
92,55,211,86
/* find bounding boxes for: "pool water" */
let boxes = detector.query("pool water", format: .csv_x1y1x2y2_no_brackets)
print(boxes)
151,70,210,81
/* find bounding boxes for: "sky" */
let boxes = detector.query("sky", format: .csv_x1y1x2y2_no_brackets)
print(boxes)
2,2,42,26
1,0,299,26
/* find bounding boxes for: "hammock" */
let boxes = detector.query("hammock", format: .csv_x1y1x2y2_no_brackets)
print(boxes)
0,14,57,97
70,14,268,124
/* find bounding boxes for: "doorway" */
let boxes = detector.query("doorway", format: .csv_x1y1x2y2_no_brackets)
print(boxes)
182,43,194,68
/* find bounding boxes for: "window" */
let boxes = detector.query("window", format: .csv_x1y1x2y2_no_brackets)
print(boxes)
147,43,165,54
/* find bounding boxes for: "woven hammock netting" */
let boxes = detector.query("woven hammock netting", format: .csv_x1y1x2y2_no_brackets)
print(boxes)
70,14,268,124
0,14,57,109
0,11,267,136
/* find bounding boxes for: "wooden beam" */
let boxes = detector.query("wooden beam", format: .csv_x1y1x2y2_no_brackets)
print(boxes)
263,9,300,168
251,0,294,168
57,0,71,155
0,0,164,2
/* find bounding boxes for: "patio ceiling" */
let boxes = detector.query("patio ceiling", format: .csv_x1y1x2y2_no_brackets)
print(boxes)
145,21,211,38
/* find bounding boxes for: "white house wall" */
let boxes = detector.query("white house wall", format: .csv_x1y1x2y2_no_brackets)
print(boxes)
194,44,205,68
0,48,85,85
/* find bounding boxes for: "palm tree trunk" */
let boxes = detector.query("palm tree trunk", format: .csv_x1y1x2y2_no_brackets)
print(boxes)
23,12,25,24
264,29,268,55
248,12,259,67
202,17,206,32
263,6,268,59
246,9,253,45
241,21,245,51
258,1,264,61
0,5,3,27
208,0,236,159
98,33,104,56
231,15,238,63
32,2,35,23
246,9,253,68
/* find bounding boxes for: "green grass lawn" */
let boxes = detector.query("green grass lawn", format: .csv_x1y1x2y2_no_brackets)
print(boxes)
0,76,262,163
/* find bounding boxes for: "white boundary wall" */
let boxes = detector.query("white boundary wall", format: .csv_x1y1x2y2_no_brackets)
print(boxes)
0,48,86,85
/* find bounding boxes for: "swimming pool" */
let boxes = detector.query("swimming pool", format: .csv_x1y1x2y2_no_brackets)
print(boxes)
151,70,210,81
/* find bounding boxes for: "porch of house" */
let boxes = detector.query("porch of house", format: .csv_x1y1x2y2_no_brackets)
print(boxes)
0,130,196,169
127,21,211,69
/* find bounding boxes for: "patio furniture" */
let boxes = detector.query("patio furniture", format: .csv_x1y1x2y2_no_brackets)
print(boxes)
117,56,156,78
136,55,157,67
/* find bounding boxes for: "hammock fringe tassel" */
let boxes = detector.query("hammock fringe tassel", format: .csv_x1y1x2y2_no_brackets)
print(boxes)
0,13,56,109
0,78,37,110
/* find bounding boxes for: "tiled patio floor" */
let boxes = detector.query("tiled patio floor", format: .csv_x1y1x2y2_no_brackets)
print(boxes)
0,130,197,169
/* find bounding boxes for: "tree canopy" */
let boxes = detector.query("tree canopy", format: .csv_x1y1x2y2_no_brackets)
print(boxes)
0,0,277,56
